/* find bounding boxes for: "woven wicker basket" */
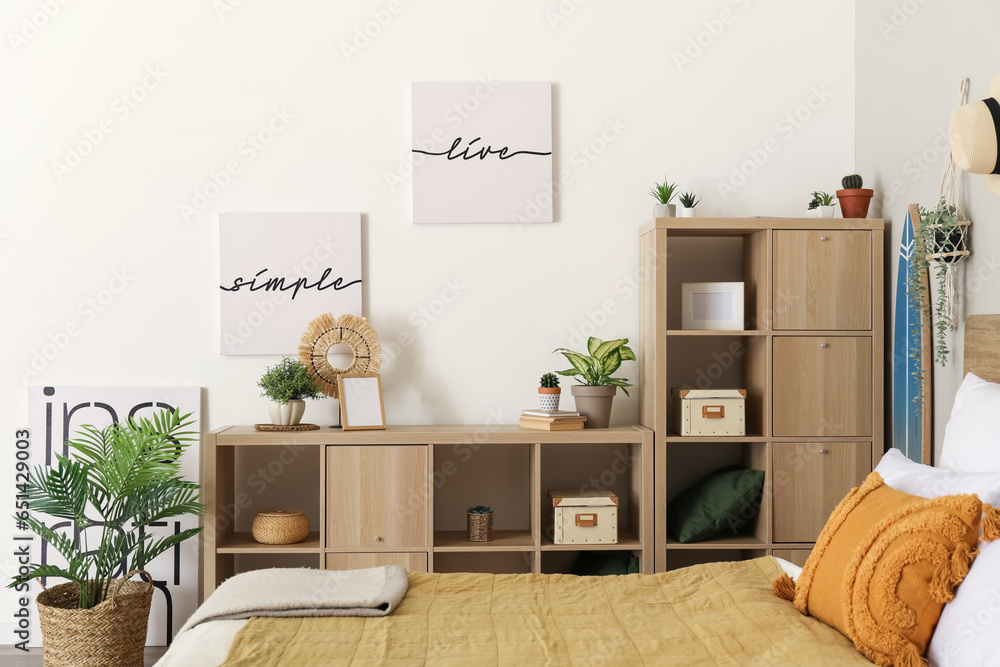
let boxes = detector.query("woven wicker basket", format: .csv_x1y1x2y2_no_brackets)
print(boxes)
466,512,494,542
252,509,310,544
36,570,153,667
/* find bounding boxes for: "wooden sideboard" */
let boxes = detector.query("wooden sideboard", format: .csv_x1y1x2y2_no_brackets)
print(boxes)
202,424,653,599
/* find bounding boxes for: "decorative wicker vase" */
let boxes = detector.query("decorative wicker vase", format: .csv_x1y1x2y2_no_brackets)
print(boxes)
466,512,494,542
252,509,310,544
36,571,153,667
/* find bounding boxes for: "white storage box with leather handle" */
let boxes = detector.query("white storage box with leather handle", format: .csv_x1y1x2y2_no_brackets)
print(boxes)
672,388,746,436
547,490,618,545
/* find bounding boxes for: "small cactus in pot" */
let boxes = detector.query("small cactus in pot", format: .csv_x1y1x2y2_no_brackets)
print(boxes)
538,372,561,411
466,505,494,542
837,174,874,218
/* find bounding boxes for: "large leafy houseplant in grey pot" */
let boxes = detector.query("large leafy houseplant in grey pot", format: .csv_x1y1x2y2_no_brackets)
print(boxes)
9,409,203,667
554,337,635,428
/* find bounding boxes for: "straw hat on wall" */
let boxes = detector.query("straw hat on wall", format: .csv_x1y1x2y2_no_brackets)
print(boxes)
950,75,1000,197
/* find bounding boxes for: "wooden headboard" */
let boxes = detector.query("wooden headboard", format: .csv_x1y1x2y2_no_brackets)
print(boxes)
964,315,1000,383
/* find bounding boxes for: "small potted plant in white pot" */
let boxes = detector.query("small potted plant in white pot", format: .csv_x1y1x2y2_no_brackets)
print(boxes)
554,337,635,428
258,357,324,426
806,190,837,218
466,505,494,542
538,372,561,411
649,178,678,218
678,191,700,217
10,409,202,667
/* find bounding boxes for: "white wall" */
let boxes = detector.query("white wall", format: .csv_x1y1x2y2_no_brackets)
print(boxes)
0,0,856,641
855,0,1000,460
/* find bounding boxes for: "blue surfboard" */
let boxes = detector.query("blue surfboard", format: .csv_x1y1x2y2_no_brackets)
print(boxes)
891,210,922,462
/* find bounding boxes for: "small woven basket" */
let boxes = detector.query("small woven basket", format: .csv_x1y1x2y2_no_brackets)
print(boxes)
466,512,494,542
36,569,153,667
252,509,310,544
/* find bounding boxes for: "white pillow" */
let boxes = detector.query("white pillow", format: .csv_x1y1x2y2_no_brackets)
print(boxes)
939,372,1000,474
874,448,1000,667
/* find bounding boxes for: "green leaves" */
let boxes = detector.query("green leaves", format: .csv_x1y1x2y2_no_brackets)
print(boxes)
648,178,678,204
553,337,635,393
258,357,324,402
9,408,203,608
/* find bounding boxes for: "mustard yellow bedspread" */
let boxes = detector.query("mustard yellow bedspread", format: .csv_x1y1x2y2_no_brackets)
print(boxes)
220,557,873,666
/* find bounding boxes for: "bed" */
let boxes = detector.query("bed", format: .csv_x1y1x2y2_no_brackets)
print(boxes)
157,315,1000,667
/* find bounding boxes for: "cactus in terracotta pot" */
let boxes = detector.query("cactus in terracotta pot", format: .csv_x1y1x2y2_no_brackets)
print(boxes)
538,372,561,411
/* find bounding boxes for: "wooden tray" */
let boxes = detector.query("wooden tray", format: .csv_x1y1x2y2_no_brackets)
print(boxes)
253,423,321,432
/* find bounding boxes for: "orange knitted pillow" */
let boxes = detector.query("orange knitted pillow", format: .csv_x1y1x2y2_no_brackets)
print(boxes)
789,472,982,667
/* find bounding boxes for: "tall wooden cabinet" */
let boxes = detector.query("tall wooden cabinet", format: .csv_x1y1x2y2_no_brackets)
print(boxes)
638,218,884,572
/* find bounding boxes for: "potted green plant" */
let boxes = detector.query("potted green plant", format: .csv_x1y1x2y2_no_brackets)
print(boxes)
538,372,561,411
836,174,874,219
908,198,970,381
806,191,836,218
10,409,202,667
258,357,324,426
678,191,701,218
649,178,678,218
466,505,494,542
554,337,635,428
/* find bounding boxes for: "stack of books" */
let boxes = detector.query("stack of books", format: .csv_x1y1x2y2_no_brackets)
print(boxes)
519,409,586,431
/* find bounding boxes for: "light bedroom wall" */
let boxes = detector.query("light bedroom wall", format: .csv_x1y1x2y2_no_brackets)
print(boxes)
855,0,1000,462
0,0,856,639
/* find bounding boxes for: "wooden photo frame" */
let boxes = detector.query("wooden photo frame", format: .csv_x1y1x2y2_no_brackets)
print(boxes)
681,282,744,330
337,373,386,431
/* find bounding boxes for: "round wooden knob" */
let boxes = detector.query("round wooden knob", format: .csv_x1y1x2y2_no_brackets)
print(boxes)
374,536,382,542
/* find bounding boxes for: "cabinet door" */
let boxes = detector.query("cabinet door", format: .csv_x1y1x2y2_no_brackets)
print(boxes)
773,230,872,331
773,336,872,437
326,552,428,573
326,446,427,548
773,442,870,542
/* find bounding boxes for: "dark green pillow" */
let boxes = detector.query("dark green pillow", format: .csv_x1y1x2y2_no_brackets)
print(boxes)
570,551,640,576
667,466,765,543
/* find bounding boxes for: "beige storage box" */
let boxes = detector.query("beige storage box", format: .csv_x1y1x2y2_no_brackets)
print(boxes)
548,490,618,545
672,388,746,436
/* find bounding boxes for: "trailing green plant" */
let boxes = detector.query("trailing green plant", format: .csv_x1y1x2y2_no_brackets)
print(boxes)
678,191,701,208
553,337,636,396
907,198,963,385
258,357,323,403
841,174,863,190
8,409,203,609
539,372,559,388
648,178,678,204
468,505,493,514
807,191,836,209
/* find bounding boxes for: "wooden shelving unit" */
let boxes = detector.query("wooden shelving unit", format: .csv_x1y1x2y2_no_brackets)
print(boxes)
202,424,653,599
639,217,885,572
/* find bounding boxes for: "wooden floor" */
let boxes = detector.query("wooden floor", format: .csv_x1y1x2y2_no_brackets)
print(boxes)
0,645,168,666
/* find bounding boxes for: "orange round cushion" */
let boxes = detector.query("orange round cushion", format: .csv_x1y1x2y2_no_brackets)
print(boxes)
794,471,982,666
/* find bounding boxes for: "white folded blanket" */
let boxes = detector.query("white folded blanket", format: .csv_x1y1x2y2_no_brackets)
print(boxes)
178,566,408,635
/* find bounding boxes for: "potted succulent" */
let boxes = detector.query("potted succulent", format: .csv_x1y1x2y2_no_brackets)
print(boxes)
554,337,635,428
10,409,202,667
538,372,561,411
466,505,494,542
649,178,678,218
806,191,836,218
258,357,324,426
836,174,874,219
678,191,701,217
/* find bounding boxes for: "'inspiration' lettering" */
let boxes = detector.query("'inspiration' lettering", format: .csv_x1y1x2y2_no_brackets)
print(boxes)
412,136,551,161
221,268,361,300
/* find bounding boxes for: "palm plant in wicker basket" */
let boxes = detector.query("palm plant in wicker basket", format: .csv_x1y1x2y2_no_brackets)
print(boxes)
9,408,203,609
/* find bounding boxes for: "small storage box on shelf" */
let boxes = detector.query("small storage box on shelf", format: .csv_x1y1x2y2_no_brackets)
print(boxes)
672,388,746,436
548,490,618,545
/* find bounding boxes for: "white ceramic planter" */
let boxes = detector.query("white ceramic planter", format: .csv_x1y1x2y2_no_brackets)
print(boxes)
538,389,561,411
679,206,697,218
818,205,836,218
653,203,675,218
268,399,305,426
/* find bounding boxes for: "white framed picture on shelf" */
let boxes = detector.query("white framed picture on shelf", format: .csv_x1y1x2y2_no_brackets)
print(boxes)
338,373,386,431
681,282,745,330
